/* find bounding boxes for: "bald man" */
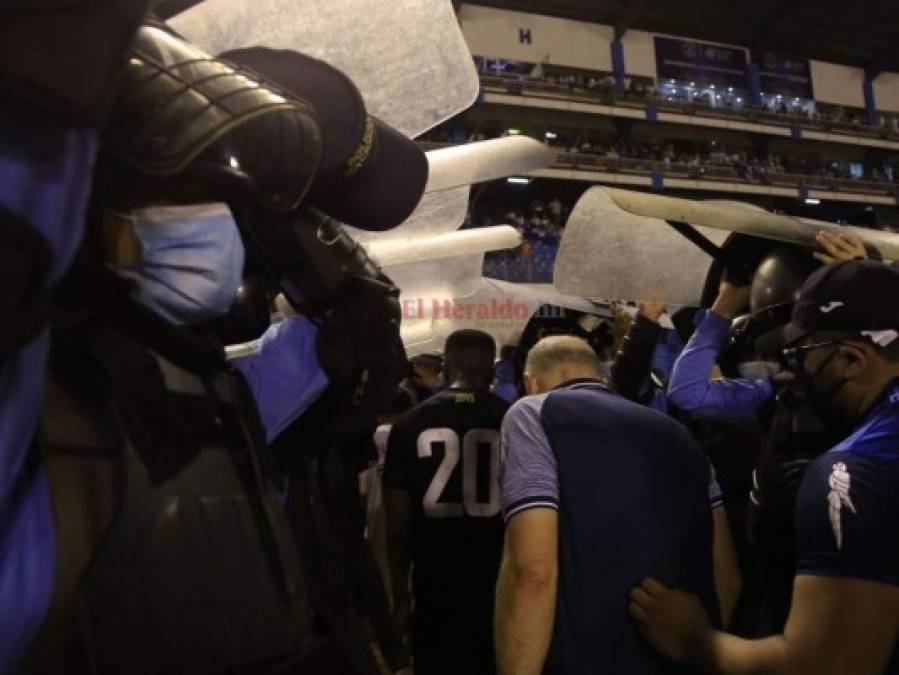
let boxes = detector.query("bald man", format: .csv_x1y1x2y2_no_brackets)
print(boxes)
495,336,720,675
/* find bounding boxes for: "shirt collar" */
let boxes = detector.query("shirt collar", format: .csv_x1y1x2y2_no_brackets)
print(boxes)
552,377,607,392
866,377,899,419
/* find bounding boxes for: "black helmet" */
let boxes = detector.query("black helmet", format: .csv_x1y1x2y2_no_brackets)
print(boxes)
750,245,820,313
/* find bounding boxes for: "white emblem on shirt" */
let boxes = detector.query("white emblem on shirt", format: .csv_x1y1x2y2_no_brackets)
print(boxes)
820,301,845,314
827,462,857,551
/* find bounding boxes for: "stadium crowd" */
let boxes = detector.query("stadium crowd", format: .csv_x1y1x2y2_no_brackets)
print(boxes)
476,64,899,133
444,127,898,186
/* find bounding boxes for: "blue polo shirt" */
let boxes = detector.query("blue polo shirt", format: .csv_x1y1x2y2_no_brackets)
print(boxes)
794,379,899,674
500,379,719,675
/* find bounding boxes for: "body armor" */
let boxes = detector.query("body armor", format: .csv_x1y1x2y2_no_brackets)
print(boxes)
29,276,311,674
99,23,323,214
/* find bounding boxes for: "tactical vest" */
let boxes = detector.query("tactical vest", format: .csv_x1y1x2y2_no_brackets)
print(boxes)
29,305,311,675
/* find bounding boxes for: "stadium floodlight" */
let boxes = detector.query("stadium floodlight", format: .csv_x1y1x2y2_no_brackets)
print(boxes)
507,128,521,135
545,131,558,139
507,177,530,185
805,198,821,205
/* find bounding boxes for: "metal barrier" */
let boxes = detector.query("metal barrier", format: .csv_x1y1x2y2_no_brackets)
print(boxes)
556,152,896,195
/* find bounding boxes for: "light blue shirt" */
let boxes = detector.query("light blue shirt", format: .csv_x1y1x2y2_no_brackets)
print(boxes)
231,314,329,443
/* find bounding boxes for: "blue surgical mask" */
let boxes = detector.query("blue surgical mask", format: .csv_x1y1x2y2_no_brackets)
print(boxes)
112,203,245,325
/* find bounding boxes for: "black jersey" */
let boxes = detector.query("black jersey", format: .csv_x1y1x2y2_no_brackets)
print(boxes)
384,388,509,612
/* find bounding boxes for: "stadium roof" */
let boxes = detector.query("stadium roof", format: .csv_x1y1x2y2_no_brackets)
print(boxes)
462,0,899,78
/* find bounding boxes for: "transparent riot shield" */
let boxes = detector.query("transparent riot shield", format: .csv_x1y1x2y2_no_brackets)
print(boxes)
170,0,478,138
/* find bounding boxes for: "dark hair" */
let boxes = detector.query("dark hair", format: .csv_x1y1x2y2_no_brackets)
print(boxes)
444,330,496,381
445,329,496,357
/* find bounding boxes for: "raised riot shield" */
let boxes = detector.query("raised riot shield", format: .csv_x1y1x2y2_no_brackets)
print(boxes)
170,0,478,138
554,187,899,306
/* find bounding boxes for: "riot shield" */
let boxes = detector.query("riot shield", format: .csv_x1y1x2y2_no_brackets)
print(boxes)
554,187,729,305
602,188,899,259
170,0,478,138
554,187,899,306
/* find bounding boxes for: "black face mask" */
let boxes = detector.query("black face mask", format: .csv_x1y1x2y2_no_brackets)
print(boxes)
789,347,850,427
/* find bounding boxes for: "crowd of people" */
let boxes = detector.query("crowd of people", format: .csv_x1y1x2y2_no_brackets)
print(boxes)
557,135,894,184
443,127,896,187
368,232,899,675
479,64,899,133
467,197,573,283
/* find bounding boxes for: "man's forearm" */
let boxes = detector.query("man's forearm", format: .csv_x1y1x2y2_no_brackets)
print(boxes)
694,631,794,675
495,562,557,675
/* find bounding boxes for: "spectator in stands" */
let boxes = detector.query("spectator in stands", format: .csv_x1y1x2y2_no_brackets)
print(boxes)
495,335,723,675
548,198,563,226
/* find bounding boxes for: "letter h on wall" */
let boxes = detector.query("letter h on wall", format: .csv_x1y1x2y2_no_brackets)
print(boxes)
519,28,532,44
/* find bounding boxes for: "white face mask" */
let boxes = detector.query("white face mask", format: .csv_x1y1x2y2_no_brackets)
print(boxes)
737,360,782,381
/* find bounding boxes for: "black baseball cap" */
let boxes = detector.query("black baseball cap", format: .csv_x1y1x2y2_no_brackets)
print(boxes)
219,47,428,231
783,260,899,348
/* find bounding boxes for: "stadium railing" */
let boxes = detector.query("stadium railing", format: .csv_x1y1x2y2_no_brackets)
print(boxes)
418,140,896,197
479,73,899,142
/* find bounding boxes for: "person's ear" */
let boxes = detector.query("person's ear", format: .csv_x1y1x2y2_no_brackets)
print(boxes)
523,371,539,395
837,343,870,379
